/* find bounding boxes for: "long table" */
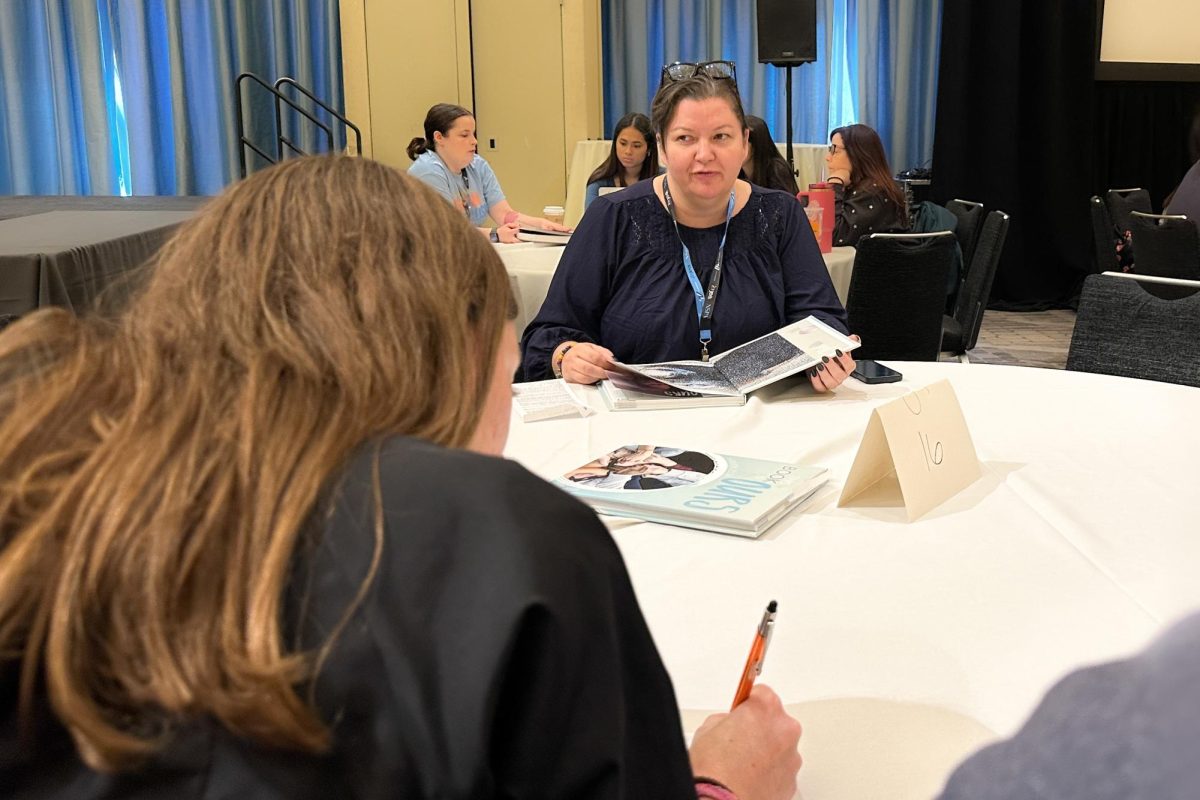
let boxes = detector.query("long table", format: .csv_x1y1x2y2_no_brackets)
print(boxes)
497,241,855,334
0,210,198,318
503,362,1200,798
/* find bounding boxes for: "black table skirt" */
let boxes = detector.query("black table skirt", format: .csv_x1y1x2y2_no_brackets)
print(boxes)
0,208,202,318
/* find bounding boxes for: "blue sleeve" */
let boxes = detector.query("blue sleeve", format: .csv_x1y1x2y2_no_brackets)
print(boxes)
584,180,601,210
475,156,506,211
518,200,618,380
937,612,1200,800
778,196,849,334
408,159,455,206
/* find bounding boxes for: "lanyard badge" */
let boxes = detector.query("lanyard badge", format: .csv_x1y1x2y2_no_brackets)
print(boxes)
662,176,736,361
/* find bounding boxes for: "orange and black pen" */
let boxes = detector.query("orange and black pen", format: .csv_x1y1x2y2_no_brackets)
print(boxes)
731,600,777,709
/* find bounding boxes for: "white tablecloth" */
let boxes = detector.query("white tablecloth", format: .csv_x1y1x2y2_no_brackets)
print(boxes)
504,363,1200,752
497,242,855,334
821,246,855,302
566,140,829,226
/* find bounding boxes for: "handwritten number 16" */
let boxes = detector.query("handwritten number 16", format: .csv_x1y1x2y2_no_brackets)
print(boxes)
919,433,943,471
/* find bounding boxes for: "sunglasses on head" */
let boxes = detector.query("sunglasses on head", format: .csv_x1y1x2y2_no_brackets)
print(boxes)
660,60,737,85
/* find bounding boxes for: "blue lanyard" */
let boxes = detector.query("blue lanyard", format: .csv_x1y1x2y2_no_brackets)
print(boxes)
436,154,477,217
662,176,736,361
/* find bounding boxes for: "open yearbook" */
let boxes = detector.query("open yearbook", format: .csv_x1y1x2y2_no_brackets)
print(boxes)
554,444,828,537
600,316,859,411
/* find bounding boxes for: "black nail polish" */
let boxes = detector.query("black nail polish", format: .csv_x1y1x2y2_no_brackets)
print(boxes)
836,349,843,357
821,356,830,364
817,363,825,372
806,368,816,378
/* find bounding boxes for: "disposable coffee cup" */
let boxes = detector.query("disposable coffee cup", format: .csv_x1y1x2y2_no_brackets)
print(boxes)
542,205,565,225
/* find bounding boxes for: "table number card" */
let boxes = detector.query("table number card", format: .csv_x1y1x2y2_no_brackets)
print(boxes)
838,380,982,521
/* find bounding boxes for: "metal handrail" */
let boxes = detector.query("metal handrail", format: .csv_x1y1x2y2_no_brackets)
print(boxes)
235,72,362,179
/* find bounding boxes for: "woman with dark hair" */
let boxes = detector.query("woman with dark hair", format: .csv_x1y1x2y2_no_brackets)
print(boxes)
407,102,569,243
825,123,907,246
522,72,855,394
0,156,802,800
740,115,799,194
584,112,659,209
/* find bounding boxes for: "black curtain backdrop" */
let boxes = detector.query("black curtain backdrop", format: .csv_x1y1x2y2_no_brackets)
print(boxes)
932,1,1099,309
1093,83,1200,210
933,3,1200,309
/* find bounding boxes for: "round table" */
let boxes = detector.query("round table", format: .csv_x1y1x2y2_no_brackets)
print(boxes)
504,362,1200,796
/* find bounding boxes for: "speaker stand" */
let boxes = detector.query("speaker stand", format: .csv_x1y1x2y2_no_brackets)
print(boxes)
771,62,804,181
785,64,795,179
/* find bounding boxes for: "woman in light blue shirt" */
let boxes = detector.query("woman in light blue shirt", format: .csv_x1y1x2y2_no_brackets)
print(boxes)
407,103,569,243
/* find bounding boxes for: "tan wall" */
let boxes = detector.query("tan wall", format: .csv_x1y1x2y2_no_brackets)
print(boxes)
340,0,603,214
339,0,472,167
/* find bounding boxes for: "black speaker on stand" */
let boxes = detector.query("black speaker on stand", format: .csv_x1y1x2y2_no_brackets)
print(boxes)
756,0,817,179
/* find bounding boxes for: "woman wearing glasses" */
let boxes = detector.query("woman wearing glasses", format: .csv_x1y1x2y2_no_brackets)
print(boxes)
520,66,855,392
407,103,570,243
584,112,660,209
824,123,908,247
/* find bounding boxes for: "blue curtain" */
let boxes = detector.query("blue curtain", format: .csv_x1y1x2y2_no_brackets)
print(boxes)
602,0,940,174
0,0,344,196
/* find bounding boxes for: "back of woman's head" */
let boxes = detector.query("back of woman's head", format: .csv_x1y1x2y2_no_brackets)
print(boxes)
0,155,512,771
406,102,473,160
831,123,905,208
651,75,747,141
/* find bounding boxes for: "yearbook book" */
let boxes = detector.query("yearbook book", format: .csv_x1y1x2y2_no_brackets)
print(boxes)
600,316,859,411
553,444,829,537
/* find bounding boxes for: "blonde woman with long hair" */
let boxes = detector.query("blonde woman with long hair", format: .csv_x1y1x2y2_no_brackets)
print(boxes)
0,156,799,800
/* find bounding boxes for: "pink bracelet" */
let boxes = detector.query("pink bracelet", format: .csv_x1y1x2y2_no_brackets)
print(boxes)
695,779,738,800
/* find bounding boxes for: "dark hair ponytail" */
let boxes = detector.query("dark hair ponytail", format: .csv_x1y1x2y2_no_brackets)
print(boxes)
406,137,430,161
408,103,473,162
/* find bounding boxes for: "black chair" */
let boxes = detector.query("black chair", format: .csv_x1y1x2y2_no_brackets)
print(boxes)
845,231,958,362
1090,196,1117,273
946,199,985,269
941,210,1010,361
1104,188,1152,236
1127,211,1200,282
1066,272,1200,388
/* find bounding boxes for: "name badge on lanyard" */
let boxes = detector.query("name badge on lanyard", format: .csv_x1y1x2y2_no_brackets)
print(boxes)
662,176,736,361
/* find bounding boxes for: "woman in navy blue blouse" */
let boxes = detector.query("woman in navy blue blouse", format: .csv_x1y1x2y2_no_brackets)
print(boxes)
520,71,855,392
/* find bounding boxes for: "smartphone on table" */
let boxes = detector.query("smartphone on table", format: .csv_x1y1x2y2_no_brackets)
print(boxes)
851,359,903,384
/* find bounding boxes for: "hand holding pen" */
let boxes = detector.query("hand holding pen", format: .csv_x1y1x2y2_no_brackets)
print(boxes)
732,600,777,709
688,600,802,800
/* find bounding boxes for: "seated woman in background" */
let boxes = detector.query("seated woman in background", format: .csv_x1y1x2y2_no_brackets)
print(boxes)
1164,108,1200,224
0,156,801,800
584,112,659,209
521,72,854,393
824,123,907,246
407,102,569,243
740,115,799,194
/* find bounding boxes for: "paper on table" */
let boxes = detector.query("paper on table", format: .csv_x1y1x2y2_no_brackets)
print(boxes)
512,379,589,422
838,380,982,521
